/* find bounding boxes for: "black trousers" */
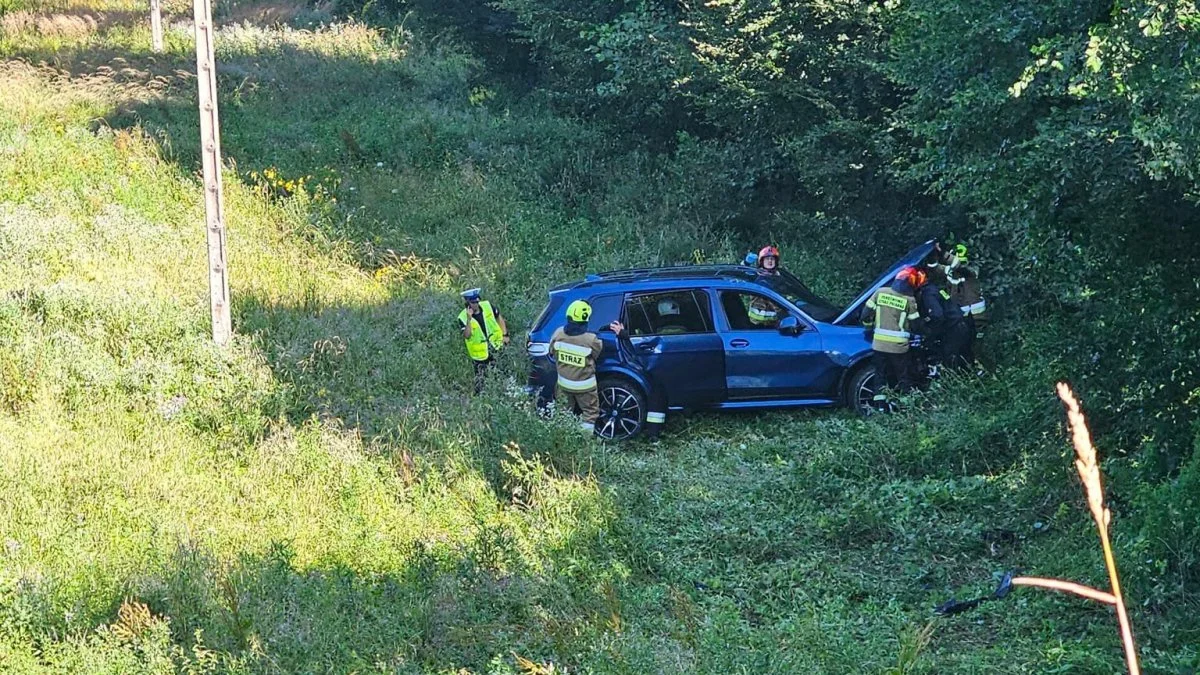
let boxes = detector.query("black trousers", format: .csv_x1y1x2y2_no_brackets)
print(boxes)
941,321,973,371
472,357,494,395
873,350,918,393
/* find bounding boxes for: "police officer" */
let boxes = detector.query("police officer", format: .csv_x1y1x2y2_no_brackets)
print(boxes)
549,300,623,433
861,266,924,408
458,288,509,394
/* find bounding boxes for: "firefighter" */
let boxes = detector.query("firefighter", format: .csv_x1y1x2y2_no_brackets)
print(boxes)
458,288,509,394
549,300,623,433
944,244,988,341
916,270,972,373
748,295,782,327
756,246,781,275
861,266,924,408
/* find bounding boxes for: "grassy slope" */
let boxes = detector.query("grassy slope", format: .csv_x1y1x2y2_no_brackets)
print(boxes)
1,2,1194,673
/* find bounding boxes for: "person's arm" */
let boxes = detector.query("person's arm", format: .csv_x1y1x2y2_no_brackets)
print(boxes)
861,297,876,327
497,309,510,345
461,304,478,340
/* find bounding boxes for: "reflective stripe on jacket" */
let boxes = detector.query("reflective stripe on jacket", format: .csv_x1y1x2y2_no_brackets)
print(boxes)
459,300,504,362
550,327,604,392
949,272,986,316
862,288,920,354
748,298,779,325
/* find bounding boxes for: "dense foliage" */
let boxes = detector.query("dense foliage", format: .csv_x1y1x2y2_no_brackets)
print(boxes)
355,0,1200,554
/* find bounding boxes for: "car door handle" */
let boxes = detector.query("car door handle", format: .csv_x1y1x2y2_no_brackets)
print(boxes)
729,339,750,348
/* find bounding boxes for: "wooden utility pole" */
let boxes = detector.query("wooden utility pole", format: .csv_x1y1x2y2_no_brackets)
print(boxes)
150,0,163,52
193,0,232,345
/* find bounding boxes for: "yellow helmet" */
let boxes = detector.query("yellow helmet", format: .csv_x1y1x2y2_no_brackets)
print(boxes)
566,300,592,323
953,243,969,263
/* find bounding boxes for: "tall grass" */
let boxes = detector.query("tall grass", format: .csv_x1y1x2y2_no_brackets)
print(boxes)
0,4,1196,673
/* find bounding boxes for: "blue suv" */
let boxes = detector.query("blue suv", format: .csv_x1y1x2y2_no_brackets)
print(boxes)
527,241,936,439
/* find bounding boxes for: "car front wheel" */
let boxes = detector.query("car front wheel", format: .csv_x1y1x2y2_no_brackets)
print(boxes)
845,364,880,417
595,377,646,441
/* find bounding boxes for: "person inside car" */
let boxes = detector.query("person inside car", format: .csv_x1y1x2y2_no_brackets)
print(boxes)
656,298,689,334
748,295,782,328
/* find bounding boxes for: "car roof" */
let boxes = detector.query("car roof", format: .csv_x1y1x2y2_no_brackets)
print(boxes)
550,264,768,295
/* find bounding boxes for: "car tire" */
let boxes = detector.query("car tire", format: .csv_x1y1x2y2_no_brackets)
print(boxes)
595,377,647,441
844,363,879,417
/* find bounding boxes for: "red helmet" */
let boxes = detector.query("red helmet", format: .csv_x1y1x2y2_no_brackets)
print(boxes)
757,246,780,269
896,265,927,288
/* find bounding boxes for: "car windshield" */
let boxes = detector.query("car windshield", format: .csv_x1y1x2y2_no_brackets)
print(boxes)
760,270,839,322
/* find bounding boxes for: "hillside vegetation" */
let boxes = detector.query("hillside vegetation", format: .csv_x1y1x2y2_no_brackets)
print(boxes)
0,0,1197,672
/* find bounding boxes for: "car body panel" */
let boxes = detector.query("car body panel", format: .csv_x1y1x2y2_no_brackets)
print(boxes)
629,333,726,406
708,288,834,399
527,241,935,419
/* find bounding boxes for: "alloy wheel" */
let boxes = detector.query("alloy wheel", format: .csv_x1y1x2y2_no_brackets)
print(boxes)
856,369,880,416
596,384,643,440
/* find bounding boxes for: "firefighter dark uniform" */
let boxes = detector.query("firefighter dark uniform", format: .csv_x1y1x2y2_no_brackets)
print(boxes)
949,266,987,340
918,282,972,372
644,383,668,439
458,288,507,394
861,269,923,405
549,300,605,432
933,243,988,341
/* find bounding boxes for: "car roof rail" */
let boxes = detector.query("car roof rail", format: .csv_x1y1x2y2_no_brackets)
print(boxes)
585,264,758,283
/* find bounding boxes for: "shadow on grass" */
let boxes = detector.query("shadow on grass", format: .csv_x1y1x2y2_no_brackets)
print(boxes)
136,520,620,670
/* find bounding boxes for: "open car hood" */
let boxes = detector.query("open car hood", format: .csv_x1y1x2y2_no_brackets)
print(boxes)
833,240,936,326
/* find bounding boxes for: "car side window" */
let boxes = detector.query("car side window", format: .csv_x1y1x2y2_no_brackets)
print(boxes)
586,293,623,327
624,290,712,336
720,291,789,331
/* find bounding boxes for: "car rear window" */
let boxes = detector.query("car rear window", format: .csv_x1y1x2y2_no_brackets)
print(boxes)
531,296,563,333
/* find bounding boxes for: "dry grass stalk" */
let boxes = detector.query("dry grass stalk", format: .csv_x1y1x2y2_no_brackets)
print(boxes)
1051,383,1141,675
1000,385,1141,672
987,385,1142,673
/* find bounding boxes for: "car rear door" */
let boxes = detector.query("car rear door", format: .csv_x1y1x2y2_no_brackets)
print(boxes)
715,289,838,400
622,288,725,407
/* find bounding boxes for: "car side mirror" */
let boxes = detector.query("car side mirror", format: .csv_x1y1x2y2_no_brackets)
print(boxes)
778,316,802,336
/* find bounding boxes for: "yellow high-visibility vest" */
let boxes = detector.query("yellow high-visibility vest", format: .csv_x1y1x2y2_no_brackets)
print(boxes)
459,300,503,361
